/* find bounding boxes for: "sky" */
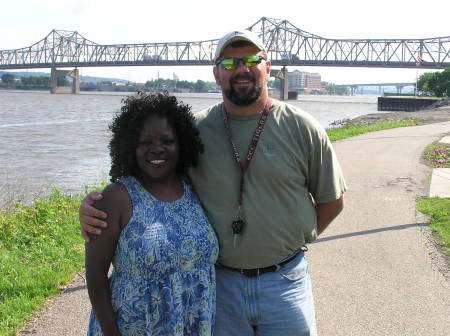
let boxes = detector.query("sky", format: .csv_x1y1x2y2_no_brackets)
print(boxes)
1,0,449,85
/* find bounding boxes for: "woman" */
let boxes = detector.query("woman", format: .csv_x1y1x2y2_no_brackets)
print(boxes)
85,92,219,336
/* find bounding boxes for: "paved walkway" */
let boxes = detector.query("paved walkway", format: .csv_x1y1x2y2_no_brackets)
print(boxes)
19,122,450,335
309,121,449,335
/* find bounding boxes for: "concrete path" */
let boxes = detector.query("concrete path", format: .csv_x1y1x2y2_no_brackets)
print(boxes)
19,122,450,335
18,273,90,335
309,121,450,335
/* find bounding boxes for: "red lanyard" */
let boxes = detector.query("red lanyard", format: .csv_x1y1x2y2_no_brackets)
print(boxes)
221,99,272,207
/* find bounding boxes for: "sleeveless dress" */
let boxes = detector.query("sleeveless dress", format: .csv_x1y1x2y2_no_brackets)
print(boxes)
87,176,219,336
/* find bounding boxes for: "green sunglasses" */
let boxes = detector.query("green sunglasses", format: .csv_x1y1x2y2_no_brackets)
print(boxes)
216,55,265,70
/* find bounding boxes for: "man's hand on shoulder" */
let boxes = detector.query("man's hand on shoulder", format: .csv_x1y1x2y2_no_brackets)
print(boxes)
79,191,108,242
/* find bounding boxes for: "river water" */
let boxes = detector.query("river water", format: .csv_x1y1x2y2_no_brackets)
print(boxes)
0,90,378,200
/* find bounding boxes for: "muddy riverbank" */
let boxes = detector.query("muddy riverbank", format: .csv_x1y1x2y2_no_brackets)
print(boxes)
332,103,450,127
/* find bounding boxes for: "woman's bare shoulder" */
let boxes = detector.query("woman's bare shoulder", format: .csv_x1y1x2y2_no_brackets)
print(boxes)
95,183,130,212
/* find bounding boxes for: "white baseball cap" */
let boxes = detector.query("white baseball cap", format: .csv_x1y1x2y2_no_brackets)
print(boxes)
214,30,267,62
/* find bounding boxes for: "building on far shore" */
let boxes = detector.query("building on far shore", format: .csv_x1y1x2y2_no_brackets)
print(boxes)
288,70,324,92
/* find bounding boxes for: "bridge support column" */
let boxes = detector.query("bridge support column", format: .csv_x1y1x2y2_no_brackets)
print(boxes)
270,67,289,101
396,85,403,94
50,67,80,94
280,66,288,101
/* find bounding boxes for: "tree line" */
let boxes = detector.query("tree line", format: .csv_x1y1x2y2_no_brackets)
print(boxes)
0,74,217,93
1,74,70,87
417,67,450,97
2,73,358,96
143,78,216,92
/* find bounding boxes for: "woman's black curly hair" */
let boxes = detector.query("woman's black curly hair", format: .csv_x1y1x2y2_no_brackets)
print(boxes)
108,91,204,182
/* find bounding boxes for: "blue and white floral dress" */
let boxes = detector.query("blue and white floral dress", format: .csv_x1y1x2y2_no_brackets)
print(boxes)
87,176,219,336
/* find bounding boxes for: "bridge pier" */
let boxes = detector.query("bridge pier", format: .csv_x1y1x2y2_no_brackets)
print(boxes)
50,67,80,94
280,66,288,101
270,66,289,100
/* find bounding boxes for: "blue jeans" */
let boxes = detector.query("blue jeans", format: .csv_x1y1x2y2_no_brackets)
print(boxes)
215,253,317,336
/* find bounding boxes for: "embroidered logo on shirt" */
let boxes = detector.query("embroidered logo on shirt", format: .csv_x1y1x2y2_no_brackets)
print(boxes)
259,143,279,156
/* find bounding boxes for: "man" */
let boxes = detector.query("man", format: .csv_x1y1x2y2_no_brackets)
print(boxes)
80,30,346,335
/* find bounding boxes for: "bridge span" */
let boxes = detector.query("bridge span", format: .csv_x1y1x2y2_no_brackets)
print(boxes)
1,17,449,95
337,82,416,95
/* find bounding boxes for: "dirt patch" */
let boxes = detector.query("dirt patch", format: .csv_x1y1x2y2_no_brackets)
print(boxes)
332,105,450,127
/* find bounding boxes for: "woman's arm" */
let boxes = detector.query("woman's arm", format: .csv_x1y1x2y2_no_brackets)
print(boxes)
85,183,131,336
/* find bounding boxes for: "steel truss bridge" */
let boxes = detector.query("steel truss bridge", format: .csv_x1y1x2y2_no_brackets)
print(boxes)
337,82,415,95
1,17,449,70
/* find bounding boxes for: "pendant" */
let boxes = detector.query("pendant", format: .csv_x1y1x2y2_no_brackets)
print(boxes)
232,219,244,234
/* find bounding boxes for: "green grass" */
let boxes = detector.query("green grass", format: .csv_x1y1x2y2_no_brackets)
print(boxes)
326,120,421,142
417,198,450,255
0,189,85,336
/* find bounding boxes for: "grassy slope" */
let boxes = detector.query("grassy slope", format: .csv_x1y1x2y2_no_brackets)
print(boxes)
0,190,84,336
416,198,450,254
